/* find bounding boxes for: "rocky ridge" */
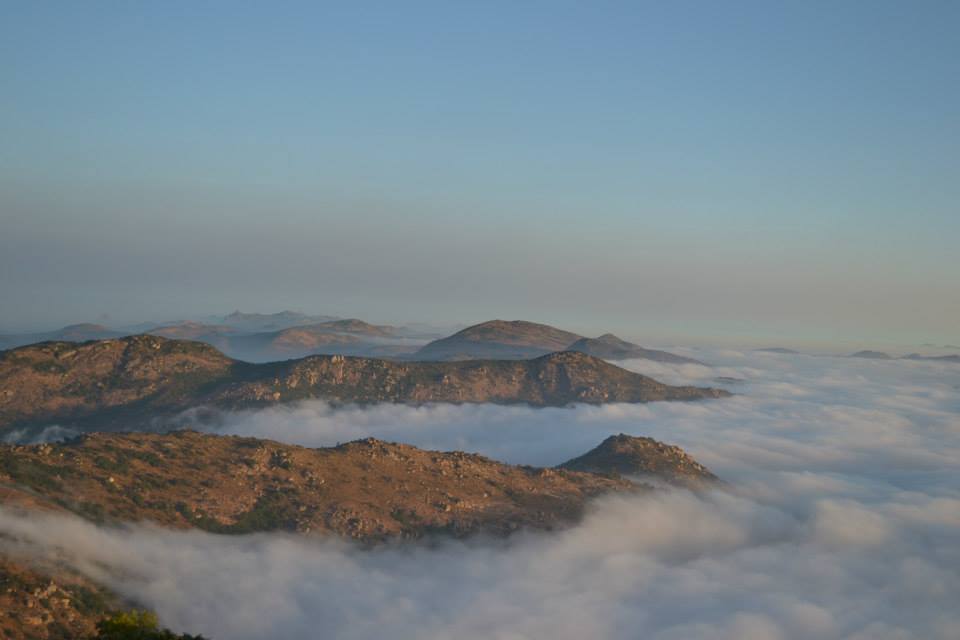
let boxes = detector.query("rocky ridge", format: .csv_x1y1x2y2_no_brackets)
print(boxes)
0,431,670,541
0,431,718,637
0,336,729,435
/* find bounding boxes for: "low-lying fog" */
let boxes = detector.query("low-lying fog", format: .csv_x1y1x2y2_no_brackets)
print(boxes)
2,350,959,639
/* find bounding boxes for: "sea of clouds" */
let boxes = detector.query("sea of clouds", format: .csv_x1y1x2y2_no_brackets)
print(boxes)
1,349,958,639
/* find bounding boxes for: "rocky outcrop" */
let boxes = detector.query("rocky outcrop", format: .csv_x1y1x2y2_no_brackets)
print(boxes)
0,556,121,640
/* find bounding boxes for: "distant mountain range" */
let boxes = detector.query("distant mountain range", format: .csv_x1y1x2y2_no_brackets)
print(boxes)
156,318,408,361
0,313,430,361
0,323,124,349
849,350,894,360
1,315,706,366
902,353,960,362
848,350,959,362
5,315,956,370
221,310,341,331
0,335,729,436
411,320,703,364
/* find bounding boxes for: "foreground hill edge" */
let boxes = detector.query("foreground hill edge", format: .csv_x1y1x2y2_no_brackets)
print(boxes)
0,430,718,638
0,430,719,541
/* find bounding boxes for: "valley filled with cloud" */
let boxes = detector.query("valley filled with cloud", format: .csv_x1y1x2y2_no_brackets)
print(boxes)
2,351,958,639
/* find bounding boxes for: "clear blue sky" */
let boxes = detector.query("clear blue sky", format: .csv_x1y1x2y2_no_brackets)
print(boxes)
1,1,957,346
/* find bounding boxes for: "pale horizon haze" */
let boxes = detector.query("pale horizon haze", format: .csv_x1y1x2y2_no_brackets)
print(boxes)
2,2,958,347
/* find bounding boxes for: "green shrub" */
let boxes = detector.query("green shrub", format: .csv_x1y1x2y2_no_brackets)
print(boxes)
95,610,208,639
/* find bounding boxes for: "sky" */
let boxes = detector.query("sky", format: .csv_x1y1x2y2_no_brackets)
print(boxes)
1,1,958,346
3,350,959,638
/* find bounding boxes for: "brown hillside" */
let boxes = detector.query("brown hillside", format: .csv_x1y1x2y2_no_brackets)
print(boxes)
0,431,636,542
0,336,729,435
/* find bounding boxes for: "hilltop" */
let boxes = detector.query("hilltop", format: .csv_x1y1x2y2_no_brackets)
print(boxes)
559,433,718,489
0,336,729,435
413,320,581,360
412,320,701,364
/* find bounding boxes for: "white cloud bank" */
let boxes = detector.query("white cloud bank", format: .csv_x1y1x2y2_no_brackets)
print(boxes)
1,350,959,639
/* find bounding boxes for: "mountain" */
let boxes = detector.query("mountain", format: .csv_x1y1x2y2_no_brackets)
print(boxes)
902,353,960,362
849,350,893,359
413,320,582,360
0,431,645,540
0,430,716,636
412,320,700,364
147,318,413,361
0,336,730,436
221,310,340,332
48,323,123,341
567,334,704,364
226,319,402,360
0,323,124,350
228,327,365,358
147,321,238,340
559,434,718,489
309,319,395,337
846,351,958,363
755,347,800,354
